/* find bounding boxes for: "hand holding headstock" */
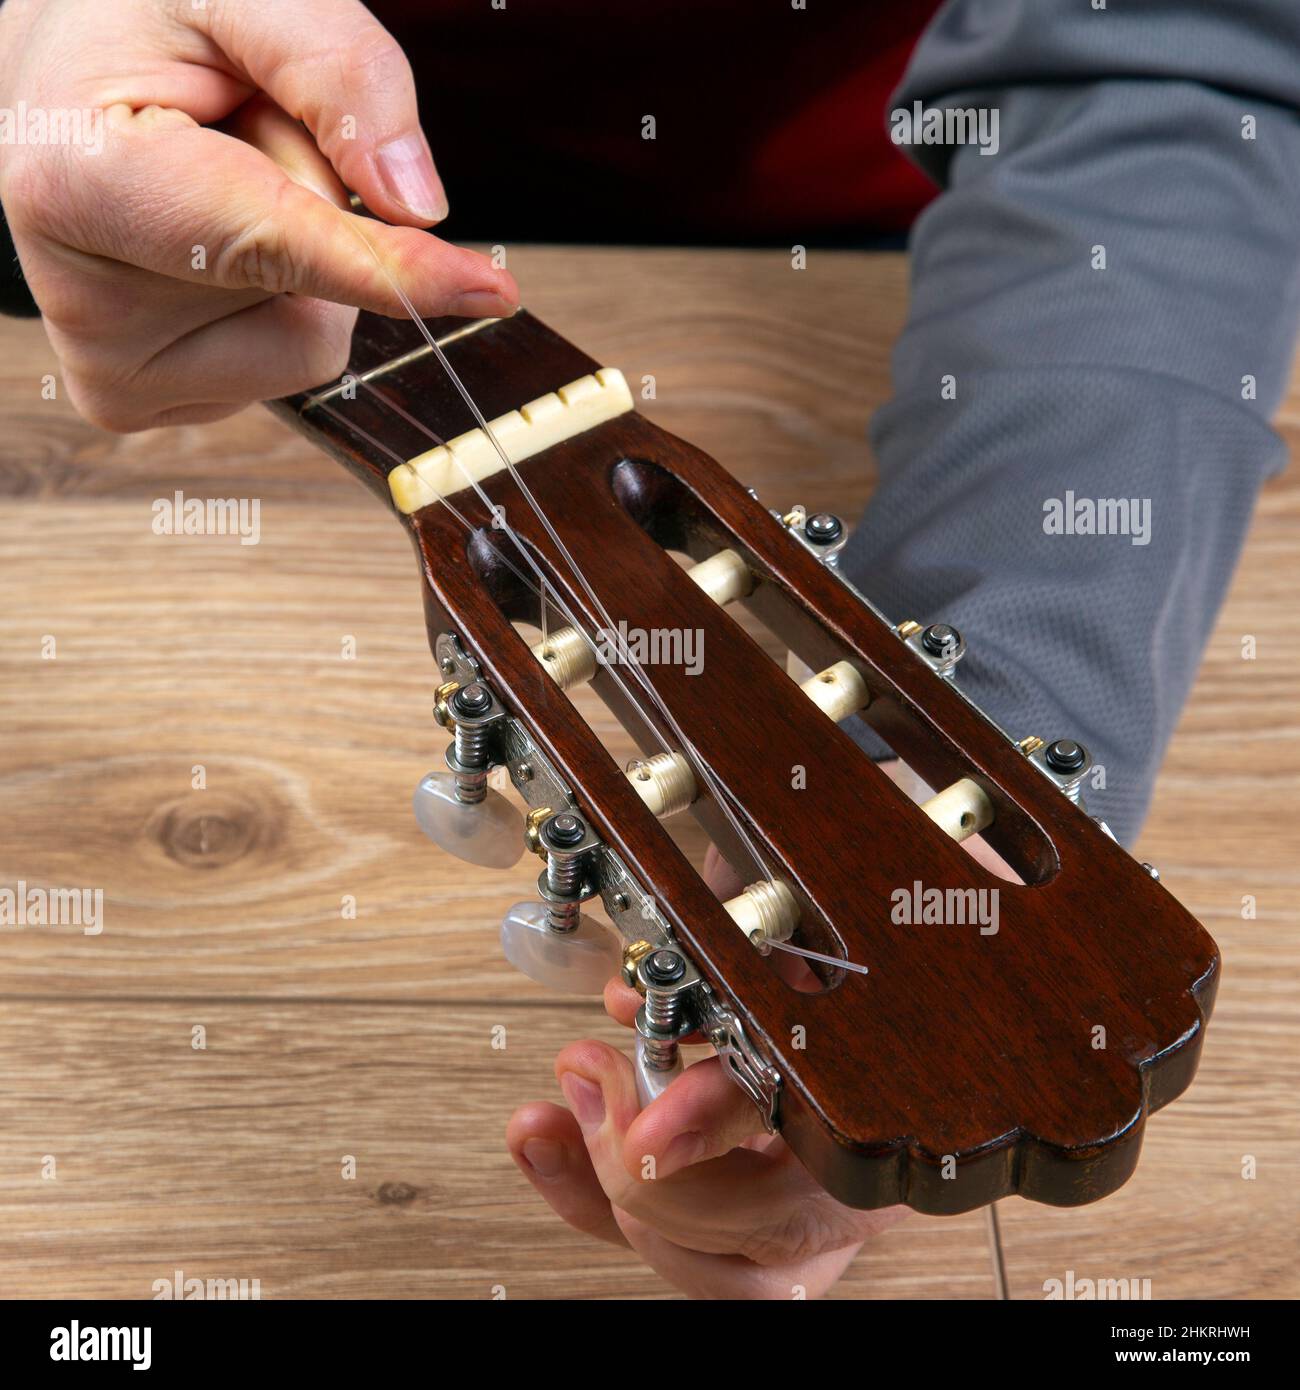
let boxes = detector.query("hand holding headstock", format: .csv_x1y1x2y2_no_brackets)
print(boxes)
270,308,1218,1214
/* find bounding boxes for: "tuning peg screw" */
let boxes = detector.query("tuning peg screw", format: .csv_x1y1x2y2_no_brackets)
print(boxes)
805,513,843,545
538,811,597,933
542,812,585,849
446,685,498,805
452,682,492,717
1045,738,1087,774
643,949,686,986
922,623,961,658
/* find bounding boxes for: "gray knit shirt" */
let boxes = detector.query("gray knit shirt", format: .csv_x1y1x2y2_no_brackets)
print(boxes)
840,0,1300,844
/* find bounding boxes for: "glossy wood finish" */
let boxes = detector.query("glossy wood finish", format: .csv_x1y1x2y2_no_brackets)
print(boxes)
270,309,1219,1215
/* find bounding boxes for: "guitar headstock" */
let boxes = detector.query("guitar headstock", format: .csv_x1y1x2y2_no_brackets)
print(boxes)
269,308,1218,1214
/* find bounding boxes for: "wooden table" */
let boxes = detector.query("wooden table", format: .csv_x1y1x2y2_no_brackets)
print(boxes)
0,247,1296,1300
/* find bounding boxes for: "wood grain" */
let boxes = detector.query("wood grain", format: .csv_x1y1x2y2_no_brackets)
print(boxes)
0,1001,993,1300
0,246,1296,1297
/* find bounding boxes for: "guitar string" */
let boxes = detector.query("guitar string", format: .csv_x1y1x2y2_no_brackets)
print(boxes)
315,388,865,977
328,225,884,978
357,367,779,892
311,386,673,761
342,222,777,890
349,378,677,765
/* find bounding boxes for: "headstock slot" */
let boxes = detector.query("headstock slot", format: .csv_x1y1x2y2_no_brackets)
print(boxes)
609,453,1065,886
452,495,853,990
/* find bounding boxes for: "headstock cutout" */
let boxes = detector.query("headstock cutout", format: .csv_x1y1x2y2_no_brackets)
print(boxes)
609,453,1063,886
452,507,858,994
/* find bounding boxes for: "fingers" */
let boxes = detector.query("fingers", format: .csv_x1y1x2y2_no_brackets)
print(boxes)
623,1055,769,1179
218,94,351,209
187,0,447,224
141,294,359,403
506,1091,866,1297
506,1102,628,1249
36,109,518,321
552,1039,880,1262
57,294,356,432
0,0,512,436
603,975,639,1028
29,248,268,360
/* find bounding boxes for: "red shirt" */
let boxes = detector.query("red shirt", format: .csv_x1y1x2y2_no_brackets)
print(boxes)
374,0,941,243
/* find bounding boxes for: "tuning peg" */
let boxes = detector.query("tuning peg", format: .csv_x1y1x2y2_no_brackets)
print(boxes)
412,770,524,869
634,1031,683,1106
631,946,697,1106
897,619,965,679
499,900,621,994
413,679,524,868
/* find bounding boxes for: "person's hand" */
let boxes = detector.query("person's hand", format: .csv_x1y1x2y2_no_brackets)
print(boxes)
506,758,1018,1298
0,0,518,431
507,980,906,1299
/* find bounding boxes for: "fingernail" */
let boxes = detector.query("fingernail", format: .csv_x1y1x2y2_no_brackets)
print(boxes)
660,1131,706,1177
521,1137,564,1179
559,1073,605,1133
446,290,517,320
375,134,448,222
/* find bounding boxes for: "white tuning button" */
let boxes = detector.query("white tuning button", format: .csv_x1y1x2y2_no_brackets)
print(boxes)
414,681,525,868
919,778,994,842
799,661,869,722
625,751,696,819
634,1032,684,1107
530,549,753,691
412,770,525,869
723,879,799,946
794,656,995,846
499,901,622,995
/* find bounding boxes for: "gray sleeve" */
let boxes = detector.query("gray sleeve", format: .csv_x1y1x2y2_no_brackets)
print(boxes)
839,0,1300,845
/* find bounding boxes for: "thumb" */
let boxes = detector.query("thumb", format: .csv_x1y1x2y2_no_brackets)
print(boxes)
186,0,447,225
623,1057,769,1180
60,111,517,319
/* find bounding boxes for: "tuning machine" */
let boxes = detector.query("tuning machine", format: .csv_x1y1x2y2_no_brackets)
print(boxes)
778,506,848,568
896,619,966,679
623,941,780,1130
500,810,621,994
1018,735,1092,805
630,945,698,1105
412,679,525,868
